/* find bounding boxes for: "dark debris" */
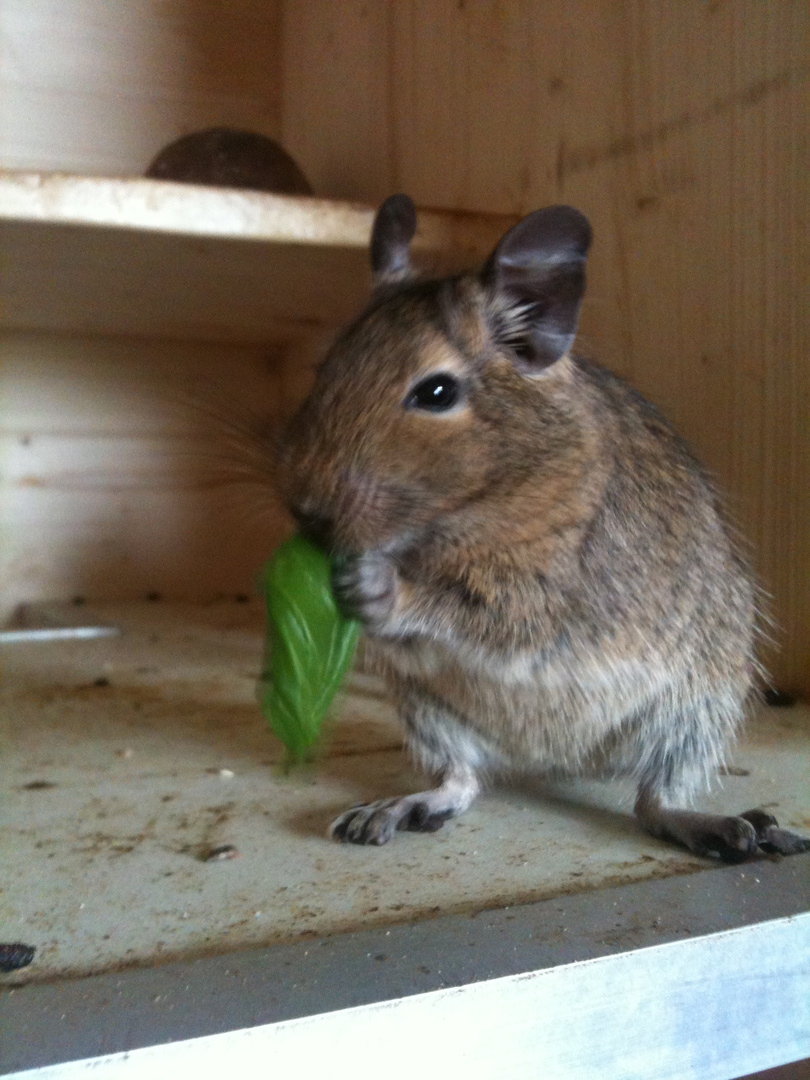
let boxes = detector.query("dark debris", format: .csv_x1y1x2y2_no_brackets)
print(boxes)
0,944,36,973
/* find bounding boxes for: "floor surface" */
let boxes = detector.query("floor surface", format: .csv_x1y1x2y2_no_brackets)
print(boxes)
2,602,808,983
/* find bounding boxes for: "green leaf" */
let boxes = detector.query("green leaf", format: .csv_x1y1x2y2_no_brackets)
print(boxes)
257,536,360,765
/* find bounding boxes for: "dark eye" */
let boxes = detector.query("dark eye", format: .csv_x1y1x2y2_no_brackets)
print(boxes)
405,373,462,412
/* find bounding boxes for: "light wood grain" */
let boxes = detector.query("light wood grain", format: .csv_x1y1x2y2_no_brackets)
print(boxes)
0,171,512,614
0,171,515,341
0,1,806,691
0,331,292,620
282,0,810,692
8,916,809,1080
0,0,284,175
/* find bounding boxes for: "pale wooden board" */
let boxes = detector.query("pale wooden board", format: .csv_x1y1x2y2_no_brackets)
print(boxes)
0,325,335,618
10,917,807,1080
281,0,810,693
0,172,515,341
0,0,283,175
0,331,295,620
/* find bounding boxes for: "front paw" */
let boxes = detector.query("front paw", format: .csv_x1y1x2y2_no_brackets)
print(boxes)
330,797,452,845
332,552,398,630
330,799,402,845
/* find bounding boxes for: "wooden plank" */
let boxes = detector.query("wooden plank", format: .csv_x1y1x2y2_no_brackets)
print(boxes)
0,171,512,254
7,916,810,1080
0,172,516,341
281,0,393,203
586,1,809,694
0,331,292,619
0,0,284,175
0,172,376,243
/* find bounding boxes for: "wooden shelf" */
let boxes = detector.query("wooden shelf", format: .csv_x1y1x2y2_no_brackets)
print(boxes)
5,600,810,985
0,171,515,343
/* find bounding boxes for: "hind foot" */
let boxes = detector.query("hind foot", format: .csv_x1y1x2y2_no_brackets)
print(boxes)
739,809,810,856
635,789,810,864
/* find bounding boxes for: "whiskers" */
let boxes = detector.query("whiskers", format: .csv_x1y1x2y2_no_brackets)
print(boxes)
170,384,280,491
161,382,292,539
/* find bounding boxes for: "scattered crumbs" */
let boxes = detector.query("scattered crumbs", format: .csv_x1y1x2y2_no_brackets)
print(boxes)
22,780,57,791
219,769,235,779
204,845,240,863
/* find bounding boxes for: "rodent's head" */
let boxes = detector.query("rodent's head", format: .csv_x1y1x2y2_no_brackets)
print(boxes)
279,195,593,556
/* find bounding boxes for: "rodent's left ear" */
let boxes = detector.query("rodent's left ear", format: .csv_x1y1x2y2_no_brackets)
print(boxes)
483,205,592,370
370,194,417,287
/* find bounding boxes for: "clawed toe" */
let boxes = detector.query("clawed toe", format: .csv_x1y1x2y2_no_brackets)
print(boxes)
740,808,810,857
330,799,400,845
329,798,454,845
691,815,759,863
692,809,810,863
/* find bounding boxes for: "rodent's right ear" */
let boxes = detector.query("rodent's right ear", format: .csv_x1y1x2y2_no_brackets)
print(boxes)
483,205,592,370
370,194,417,288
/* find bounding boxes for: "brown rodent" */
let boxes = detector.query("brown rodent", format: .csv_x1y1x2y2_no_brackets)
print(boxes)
278,194,809,862
146,128,312,194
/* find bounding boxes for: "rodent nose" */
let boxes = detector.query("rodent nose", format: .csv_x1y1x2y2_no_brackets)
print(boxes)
290,505,335,549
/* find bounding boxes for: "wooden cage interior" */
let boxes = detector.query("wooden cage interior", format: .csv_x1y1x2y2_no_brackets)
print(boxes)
1,1,809,1021
1,1,806,692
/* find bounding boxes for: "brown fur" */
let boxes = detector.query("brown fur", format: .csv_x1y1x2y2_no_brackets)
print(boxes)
275,197,807,861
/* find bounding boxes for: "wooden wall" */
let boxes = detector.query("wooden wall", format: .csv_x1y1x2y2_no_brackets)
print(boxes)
0,331,293,615
0,0,283,173
282,0,809,691
0,0,807,690
0,0,291,616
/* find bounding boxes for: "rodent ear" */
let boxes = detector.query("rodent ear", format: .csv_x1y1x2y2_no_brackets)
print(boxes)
483,205,592,370
371,194,417,287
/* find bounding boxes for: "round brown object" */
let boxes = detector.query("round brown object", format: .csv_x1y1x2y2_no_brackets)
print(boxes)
145,128,312,195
